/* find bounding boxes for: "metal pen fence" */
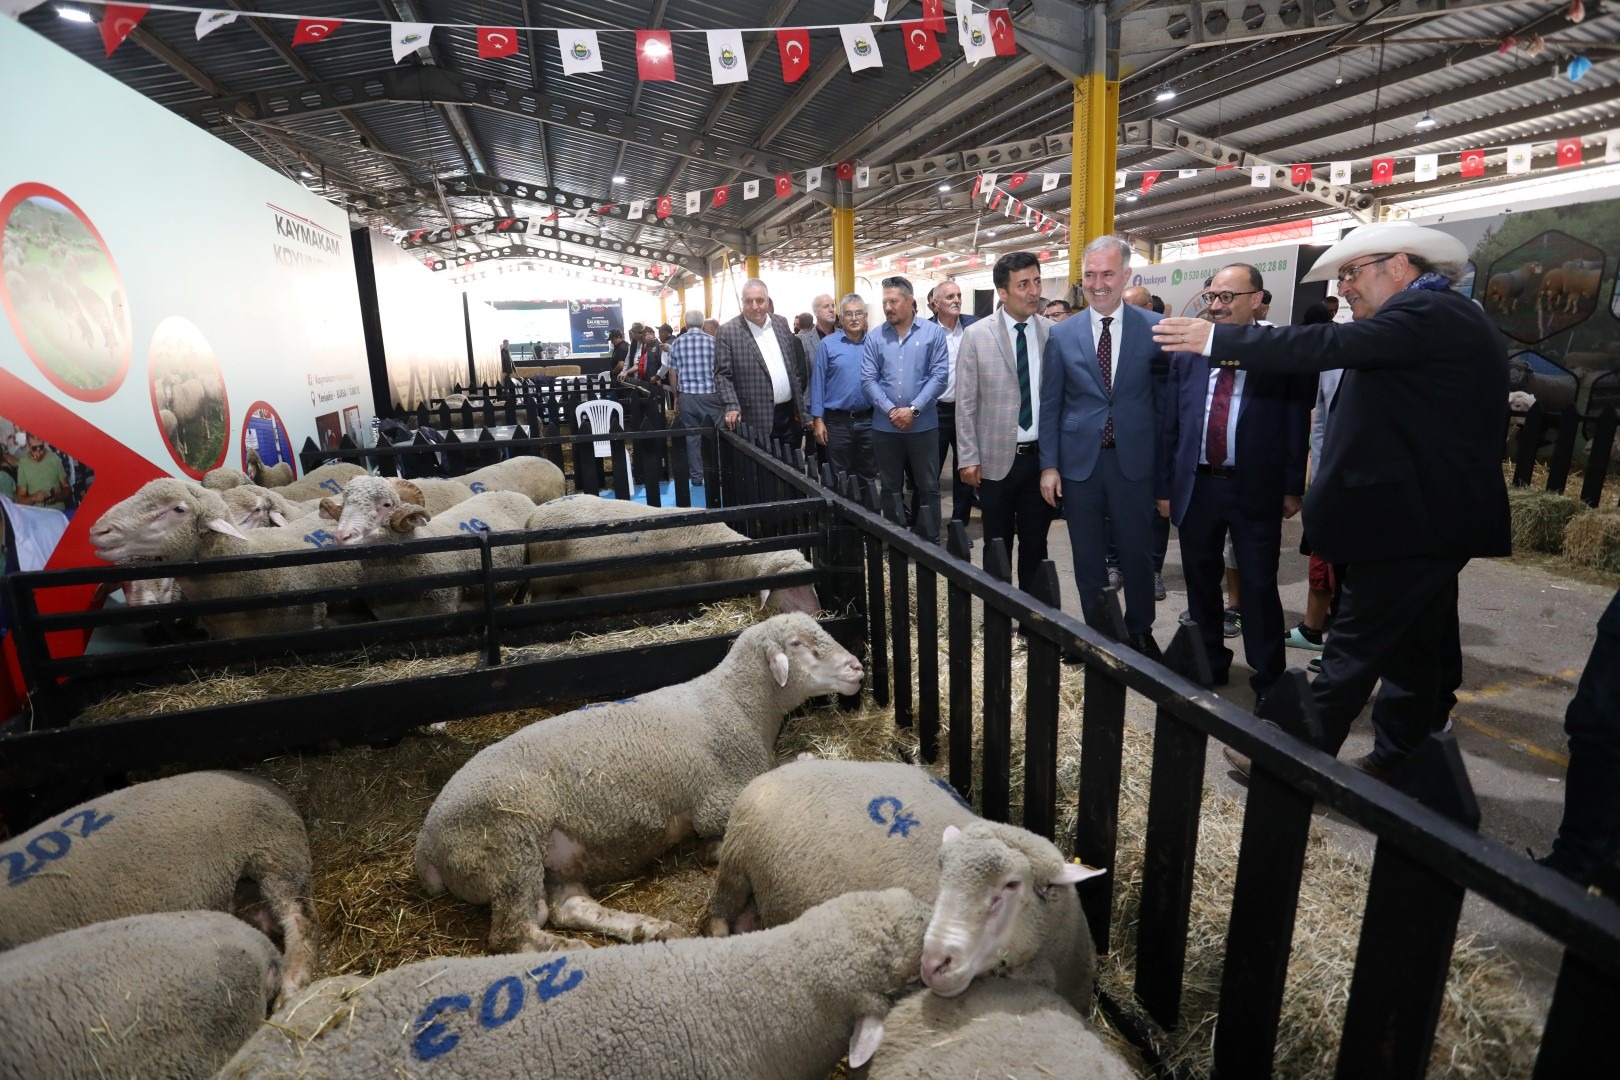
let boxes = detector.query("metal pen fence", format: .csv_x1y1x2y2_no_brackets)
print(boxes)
1510,402,1620,506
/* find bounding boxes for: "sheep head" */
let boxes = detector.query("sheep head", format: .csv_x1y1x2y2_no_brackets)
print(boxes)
322,475,427,545
221,485,293,530
89,478,246,563
740,613,863,699
752,548,820,614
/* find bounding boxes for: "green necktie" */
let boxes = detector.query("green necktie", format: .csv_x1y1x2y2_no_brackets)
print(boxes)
1015,322,1031,429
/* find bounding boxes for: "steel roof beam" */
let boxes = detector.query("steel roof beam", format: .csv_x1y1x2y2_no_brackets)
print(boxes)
1142,120,1379,220
519,0,552,189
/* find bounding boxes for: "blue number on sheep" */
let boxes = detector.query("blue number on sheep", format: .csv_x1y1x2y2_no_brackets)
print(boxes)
867,796,919,838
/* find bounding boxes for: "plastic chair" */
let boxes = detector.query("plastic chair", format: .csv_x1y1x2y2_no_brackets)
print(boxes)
575,398,632,490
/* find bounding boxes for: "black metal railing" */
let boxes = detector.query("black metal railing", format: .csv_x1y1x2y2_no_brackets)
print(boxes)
1511,402,1620,506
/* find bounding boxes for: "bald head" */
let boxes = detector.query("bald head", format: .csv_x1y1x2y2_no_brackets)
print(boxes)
1122,285,1152,309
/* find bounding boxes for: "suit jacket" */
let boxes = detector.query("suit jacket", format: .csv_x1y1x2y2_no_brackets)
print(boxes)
713,313,807,430
1210,288,1511,563
956,310,1052,482
1038,304,1168,483
1160,343,1312,525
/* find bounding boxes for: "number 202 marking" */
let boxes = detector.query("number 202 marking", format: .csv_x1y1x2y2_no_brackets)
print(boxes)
2,807,115,887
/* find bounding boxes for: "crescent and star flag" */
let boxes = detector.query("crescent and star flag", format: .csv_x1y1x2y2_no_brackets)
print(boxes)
686,191,701,215
477,27,518,60
836,160,856,181
1607,131,1620,163
1459,149,1486,176
1507,144,1532,174
391,23,432,64
292,18,341,47
840,25,883,72
856,166,871,188
988,9,1016,55
778,28,810,81
1370,157,1395,185
707,28,748,84
979,172,998,200
775,174,793,197
806,167,824,192
744,179,761,199
902,21,941,70
922,0,947,32
1330,161,1351,184
1009,172,1028,188
1414,154,1438,182
988,189,1005,210
961,13,997,63
1558,138,1583,167
558,29,602,73
1042,172,1060,191
896,257,908,272
1141,170,1161,193
713,186,730,208
628,200,646,220
1251,166,1272,188
195,9,236,39
100,4,147,56
655,195,673,219
1290,164,1313,184
636,30,676,81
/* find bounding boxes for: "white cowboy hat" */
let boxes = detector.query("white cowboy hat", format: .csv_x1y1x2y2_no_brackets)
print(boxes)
1300,222,1469,283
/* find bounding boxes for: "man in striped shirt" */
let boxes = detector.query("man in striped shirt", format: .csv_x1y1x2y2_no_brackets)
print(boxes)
666,310,721,485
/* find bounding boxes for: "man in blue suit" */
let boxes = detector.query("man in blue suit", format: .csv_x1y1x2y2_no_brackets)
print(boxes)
1039,236,1168,656
1159,264,1312,704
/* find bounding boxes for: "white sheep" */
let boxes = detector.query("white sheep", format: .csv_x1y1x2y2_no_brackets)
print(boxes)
163,376,214,448
384,476,475,516
201,464,251,490
217,888,929,1079
525,494,820,614
219,484,315,531
246,447,294,488
0,772,317,1005
450,455,565,505
160,407,188,459
709,761,1103,1011
268,462,369,502
858,979,1137,1080
414,613,865,951
0,911,282,1080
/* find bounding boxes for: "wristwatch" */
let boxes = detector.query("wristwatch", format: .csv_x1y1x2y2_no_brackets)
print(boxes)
909,405,921,417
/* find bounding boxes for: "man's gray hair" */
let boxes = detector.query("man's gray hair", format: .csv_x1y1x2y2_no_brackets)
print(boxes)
926,281,956,302
682,309,704,328
839,292,867,312
1082,235,1132,266
742,277,769,294
881,275,914,298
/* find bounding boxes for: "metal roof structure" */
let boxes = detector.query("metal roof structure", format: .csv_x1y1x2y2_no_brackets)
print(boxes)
17,0,1620,282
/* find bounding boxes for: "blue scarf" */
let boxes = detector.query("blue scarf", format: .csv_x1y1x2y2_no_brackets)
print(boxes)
1404,272,1453,292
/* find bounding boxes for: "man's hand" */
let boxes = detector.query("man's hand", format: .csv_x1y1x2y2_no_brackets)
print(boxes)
724,409,741,430
888,407,914,432
959,465,981,488
1157,499,1170,519
1151,317,1214,354
812,419,828,446
1040,467,1062,508
1282,494,1302,519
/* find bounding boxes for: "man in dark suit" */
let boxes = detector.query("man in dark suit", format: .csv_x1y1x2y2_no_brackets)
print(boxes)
928,280,979,532
1159,263,1312,704
1153,223,1511,777
1039,236,1169,656
714,278,807,442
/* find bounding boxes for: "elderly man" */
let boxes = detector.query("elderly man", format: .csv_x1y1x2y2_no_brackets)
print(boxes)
862,276,949,541
927,280,979,534
664,309,721,486
16,434,69,511
1154,223,1511,779
1121,286,1152,310
809,293,879,485
714,278,807,441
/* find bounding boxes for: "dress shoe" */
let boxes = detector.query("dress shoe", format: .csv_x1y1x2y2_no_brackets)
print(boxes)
1127,633,1163,661
1153,572,1167,601
1207,668,1231,688
1107,566,1124,591
1222,745,1253,778
1308,657,1323,674
1351,753,1393,781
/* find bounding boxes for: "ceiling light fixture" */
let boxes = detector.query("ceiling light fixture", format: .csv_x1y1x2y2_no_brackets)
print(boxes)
1156,87,1177,102
57,6,93,21
1125,193,1140,202
938,182,952,191
1415,112,1437,130
612,175,628,185
299,168,316,179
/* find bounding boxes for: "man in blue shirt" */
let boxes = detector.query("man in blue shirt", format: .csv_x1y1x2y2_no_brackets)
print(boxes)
861,276,949,541
664,310,720,485
809,293,878,485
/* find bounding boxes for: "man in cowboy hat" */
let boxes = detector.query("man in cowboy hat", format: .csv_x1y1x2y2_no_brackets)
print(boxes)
1152,223,1511,780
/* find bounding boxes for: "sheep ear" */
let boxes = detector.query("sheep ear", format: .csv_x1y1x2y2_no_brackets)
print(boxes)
942,824,963,846
1052,860,1108,885
848,1014,885,1069
205,517,248,540
269,511,288,527
318,497,342,520
768,647,791,688
758,588,771,610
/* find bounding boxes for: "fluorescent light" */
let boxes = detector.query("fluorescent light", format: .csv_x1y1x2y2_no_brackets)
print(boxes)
938,182,951,191
1125,193,1140,202
57,7,93,21
612,175,627,185
1415,112,1437,130
299,168,316,179
1156,87,1176,102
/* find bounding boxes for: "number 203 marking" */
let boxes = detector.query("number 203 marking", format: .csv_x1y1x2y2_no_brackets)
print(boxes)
1,807,114,888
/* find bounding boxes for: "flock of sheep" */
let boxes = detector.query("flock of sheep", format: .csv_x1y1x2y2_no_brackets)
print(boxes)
146,316,230,471
1484,257,1604,321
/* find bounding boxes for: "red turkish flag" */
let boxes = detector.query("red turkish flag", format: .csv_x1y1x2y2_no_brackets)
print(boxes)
292,18,343,46
636,30,675,81
655,195,673,219
778,29,810,82
99,4,147,56
1215,163,1236,172
988,9,1016,55
932,256,944,269
593,203,616,215
968,254,981,267
970,175,984,200
1038,249,1052,261
1370,157,1396,185
901,22,941,71
712,186,730,208
1141,170,1161,194
922,0,947,33
477,27,519,59
1459,149,1486,177
1009,172,1029,189
1558,138,1583,168
896,257,909,272
1290,163,1313,184
775,174,793,198
836,160,855,181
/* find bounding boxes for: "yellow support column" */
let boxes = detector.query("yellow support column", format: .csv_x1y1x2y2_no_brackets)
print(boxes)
1068,74,1119,286
677,284,687,320
745,254,761,279
831,202,855,301
659,292,668,326
703,273,713,316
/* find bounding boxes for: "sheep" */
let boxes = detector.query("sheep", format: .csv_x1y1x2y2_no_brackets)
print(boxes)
160,406,188,459
525,494,821,614
386,476,475,516
414,613,865,952
0,771,316,1006
450,454,565,505
1559,265,1602,314
267,461,368,502
163,375,214,446
220,484,307,531
202,464,251,490
217,888,928,1080
0,911,281,1080
708,760,1103,1010
1485,261,1544,314
246,446,294,488
858,979,1136,1080
1537,267,1567,315
88,478,357,637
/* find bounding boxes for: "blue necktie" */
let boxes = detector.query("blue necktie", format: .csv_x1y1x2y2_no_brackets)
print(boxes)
1014,322,1031,429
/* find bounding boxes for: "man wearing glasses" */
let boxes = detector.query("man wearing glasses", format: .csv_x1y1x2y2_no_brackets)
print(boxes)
809,294,879,485
16,434,69,511
1152,224,1510,780
1158,265,1311,711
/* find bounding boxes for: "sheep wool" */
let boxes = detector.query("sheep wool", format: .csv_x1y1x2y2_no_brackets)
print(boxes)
266,462,368,503
414,613,865,951
0,771,317,1005
0,911,281,1080
201,465,251,491
217,889,929,1080
245,447,294,489
452,455,565,505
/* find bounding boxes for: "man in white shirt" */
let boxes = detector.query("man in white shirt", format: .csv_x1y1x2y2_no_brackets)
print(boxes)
714,278,807,442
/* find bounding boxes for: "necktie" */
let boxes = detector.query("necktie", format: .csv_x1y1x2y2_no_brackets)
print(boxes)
1206,367,1236,466
1097,316,1115,448
1014,322,1031,429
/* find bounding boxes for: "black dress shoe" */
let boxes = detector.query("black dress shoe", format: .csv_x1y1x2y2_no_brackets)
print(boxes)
1127,633,1163,661
1207,669,1230,688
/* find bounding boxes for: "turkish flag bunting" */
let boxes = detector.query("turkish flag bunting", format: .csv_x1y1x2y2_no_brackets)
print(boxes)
922,0,947,33
775,174,793,197
1558,138,1583,168
712,186,730,208
901,23,941,71
478,27,520,59
1370,157,1396,185
988,190,1005,210
292,18,342,46
897,257,908,272
1459,149,1486,177
968,254,981,267
778,29,810,82
970,175,984,200
637,30,676,81
1215,163,1235,171
655,195,673,219
1141,170,1161,193
1290,163,1313,184
988,9,1016,55
99,4,148,56
836,160,856,181
1009,172,1028,188
593,203,616,215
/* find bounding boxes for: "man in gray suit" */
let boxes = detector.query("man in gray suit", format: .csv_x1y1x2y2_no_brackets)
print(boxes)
956,251,1054,593
715,278,807,442
1039,236,1169,656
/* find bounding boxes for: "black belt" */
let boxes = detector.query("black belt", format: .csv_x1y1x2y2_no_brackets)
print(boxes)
823,408,872,420
1196,462,1237,478
936,400,955,410
1015,440,1040,456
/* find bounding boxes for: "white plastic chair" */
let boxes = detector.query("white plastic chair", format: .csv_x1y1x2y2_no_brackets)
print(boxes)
575,398,632,490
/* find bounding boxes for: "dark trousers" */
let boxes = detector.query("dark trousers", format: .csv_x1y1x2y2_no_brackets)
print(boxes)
1107,508,1170,573
1546,590,1620,882
875,428,941,542
771,402,799,445
822,411,877,485
1311,556,1469,764
1061,450,1156,635
1177,473,1285,694
936,403,975,525
977,451,1053,594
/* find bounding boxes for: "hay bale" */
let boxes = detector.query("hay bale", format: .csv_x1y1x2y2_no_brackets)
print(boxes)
1562,510,1620,571
533,364,583,378
1507,487,1587,554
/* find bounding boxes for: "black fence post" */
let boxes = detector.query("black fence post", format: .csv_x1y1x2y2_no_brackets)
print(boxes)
945,522,975,800
1022,561,1063,840
478,527,500,669
980,538,1014,824
1580,405,1618,507
863,482,891,710
1547,410,1579,496
1513,404,1546,486
1535,950,1620,1078
915,548,940,763
1077,660,1127,954
3,575,61,728
888,530,913,732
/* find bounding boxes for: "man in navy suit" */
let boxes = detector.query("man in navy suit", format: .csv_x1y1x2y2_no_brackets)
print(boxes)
1159,264,1312,704
1039,236,1169,656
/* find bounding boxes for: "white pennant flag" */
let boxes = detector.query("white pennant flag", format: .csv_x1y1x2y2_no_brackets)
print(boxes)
1414,154,1439,182
1607,131,1620,163
1506,144,1533,174
874,0,890,18
707,29,748,85
1115,170,1127,190
840,25,883,72
1178,168,1198,178
686,191,702,215
390,23,432,64
961,13,997,63
856,166,871,188
1042,172,1060,192
1250,166,1271,188
628,200,645,220
744,179,761,199
558,29,604,75
980,172,998,201
806,167,824,192
1329,161,1351,184
195,9,237,38
1003,194,1015,218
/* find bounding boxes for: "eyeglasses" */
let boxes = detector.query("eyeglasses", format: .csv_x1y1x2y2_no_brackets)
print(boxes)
26,444,45,454
840,310,865,319
1337,254,1397,286
1199,290,1262,306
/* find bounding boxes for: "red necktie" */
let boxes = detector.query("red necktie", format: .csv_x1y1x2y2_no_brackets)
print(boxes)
1097,316,1115,448
1206,367,1236,466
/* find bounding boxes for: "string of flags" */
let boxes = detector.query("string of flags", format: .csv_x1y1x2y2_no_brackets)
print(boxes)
44,0,1022,79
